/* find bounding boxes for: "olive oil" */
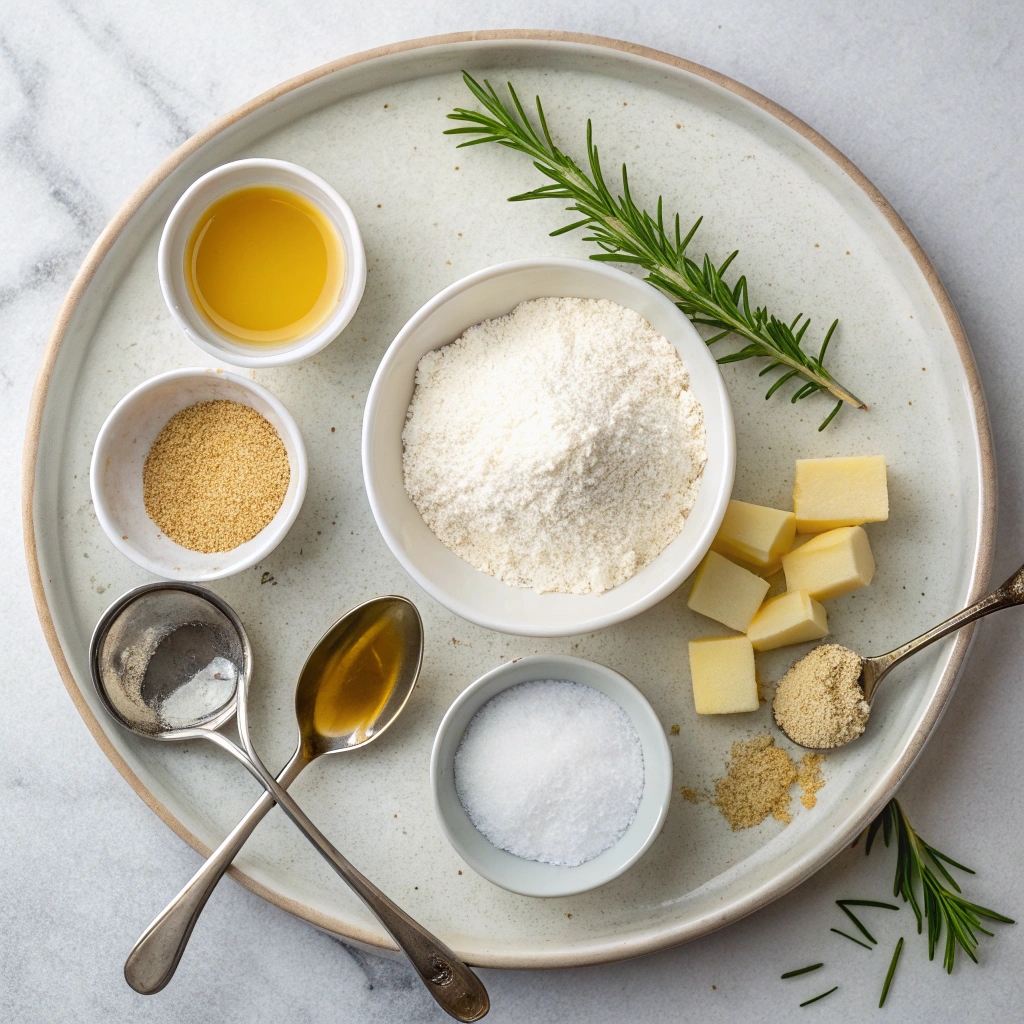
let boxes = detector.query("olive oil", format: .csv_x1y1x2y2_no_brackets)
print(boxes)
309,612,402,742
184,185,344,346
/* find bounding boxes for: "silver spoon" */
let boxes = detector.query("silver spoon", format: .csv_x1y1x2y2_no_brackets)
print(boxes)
776,560,1024,748
92,583,489,1021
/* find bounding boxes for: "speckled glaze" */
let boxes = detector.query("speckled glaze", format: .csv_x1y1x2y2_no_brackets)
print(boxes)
23,34,993,969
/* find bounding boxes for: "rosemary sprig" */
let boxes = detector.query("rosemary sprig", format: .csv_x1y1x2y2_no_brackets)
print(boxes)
866,799,1014,972
446,72,867,430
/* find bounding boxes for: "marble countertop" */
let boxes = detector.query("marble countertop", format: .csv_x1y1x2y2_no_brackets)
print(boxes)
3,2,1023,1021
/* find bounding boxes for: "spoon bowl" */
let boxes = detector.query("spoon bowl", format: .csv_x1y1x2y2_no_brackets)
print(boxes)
91,582,247,740
294,596,423,759
775,559,1024,749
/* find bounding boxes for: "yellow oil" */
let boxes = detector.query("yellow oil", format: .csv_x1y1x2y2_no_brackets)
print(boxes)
310,613,402,741
184,185,344,345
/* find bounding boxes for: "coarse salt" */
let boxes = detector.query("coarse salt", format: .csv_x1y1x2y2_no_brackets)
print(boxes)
454,679,645,867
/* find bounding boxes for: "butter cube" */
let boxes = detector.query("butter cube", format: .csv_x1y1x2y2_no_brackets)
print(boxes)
782,526,875,601
794,455,888,532
710,499,797,571
688,551,770,632
747,590,829,651
688,636,759,714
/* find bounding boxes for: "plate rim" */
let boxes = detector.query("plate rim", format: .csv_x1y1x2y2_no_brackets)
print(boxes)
21,29,996,969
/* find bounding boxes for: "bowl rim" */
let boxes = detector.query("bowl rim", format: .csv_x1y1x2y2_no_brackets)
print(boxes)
429,653,673,897
157,157,367,368
89,366,308,581
361,256,736,636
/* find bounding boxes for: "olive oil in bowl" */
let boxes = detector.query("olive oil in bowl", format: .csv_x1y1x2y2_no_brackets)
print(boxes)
185,185,345,346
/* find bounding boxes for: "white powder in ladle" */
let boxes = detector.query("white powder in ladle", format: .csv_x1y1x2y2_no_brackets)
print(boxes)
454,679,645,867
159,656,237,730
402,297,707,594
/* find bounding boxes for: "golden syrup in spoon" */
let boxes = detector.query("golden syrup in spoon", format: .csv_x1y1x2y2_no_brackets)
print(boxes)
309,611,403,744
184,185,344,346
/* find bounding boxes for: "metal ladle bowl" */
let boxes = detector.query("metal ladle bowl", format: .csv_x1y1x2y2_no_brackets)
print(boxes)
91,583,488,1021
92,583,247,745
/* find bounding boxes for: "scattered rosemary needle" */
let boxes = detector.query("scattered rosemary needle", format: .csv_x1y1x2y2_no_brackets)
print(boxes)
799,986,838,1007
835,902,878,944
879,937,904,1008
781,963,824,979
830,927,873,950
834,900,899,946
866,799,1014,972
446,72,867,430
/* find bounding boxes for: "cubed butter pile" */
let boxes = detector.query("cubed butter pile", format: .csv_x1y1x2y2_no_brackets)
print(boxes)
687,454,887,716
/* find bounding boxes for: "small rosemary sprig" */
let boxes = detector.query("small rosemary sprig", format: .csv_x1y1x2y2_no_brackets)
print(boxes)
866,799,1014,972
446,72,867,430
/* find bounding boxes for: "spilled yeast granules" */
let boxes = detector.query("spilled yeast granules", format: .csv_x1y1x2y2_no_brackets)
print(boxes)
796,753,826,810
712,734,828,830
714,735,797,830
143,400,289,553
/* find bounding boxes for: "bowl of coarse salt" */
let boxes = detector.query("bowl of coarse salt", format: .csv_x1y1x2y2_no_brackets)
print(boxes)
430,654,673,897
362,258,735,637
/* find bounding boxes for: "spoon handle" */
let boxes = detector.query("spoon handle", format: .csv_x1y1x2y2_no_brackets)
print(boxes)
123,748,308,995
863,560,1024,700
241,752,489,1022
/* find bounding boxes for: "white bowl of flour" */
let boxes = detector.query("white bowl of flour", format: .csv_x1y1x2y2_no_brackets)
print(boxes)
362,258,735,636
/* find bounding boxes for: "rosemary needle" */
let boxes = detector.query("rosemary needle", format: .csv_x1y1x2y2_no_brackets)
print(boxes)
830,928,873,950
879,937,904,1008
835,902,878,944
781,963,824,979
446,73,866,430
800,986,838,1008
840,900,900,911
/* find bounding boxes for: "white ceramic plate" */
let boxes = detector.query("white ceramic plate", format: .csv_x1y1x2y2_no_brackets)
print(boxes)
24,33,993,969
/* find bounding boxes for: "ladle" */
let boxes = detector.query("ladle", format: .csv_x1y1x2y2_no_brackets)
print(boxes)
776,560,1024,748
91,583,488,1021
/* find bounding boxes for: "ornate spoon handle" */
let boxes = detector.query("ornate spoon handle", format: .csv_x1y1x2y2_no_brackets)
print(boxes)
862,560,1024,701
237,749,489,1022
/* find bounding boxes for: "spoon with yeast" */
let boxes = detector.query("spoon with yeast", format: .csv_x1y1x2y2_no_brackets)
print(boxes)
774,559,1024,749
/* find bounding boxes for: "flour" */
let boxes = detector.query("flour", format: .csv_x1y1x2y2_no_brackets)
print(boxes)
402,297,707,594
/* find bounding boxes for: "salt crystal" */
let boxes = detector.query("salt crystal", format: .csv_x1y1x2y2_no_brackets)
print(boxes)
454,679,645,867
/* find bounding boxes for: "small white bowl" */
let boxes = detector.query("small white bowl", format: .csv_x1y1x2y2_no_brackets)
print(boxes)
362,258,735,637
158,159,366,368
430,655,672,897
90,368,308,581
